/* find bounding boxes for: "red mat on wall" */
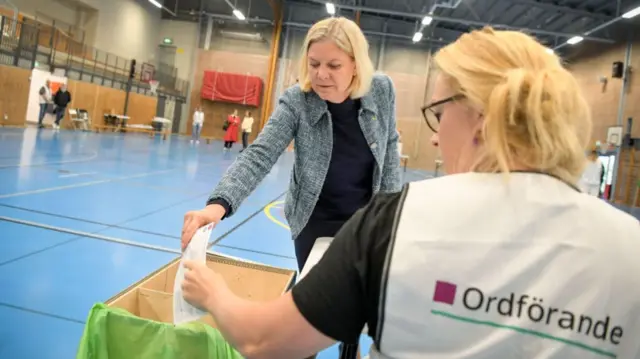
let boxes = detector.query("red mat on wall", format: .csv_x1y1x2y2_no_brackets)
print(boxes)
201,71,263,107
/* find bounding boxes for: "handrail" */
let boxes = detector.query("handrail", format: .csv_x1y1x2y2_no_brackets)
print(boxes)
0,16,189,98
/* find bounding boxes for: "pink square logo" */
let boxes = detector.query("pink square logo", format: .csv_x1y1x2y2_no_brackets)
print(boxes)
433,281,457,305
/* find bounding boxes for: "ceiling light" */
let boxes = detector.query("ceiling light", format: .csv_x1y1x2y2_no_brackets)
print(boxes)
412,32,423,43
567,36,583,45
326,3,336,15
233,9,246,20
622,6,640,19
149,0,162,8
422,16,433,26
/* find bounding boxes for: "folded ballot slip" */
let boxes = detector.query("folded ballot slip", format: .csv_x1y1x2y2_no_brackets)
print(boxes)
173,223,214,325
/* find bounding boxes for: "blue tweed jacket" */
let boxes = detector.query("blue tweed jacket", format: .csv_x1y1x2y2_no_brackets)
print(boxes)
208,73,402,239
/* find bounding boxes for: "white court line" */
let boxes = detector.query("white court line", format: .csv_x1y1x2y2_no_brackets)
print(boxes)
0,215,182,254
58,172,97,178
0,167,178,199
0,216,264,265
0,151,99,169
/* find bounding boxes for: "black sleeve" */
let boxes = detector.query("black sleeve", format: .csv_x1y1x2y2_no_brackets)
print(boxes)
206,198,231,220
291,188,406,344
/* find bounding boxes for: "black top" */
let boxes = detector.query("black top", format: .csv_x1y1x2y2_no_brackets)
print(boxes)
310,98,375,221
54,91,71,108
207,98,375,223
291,189,404,345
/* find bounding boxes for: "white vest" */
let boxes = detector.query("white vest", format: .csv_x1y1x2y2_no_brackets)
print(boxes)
193,111,204,125
372,172,640,359
578,159,603,193
242,116,254,132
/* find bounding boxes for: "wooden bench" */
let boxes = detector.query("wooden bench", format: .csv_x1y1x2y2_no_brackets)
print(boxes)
92,124,170,140
92,124,121,133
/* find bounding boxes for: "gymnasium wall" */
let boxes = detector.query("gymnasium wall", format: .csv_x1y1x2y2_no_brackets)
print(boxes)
0,65,31,127
86,0,162,65
0,64,156,128
12,0,162,65
64,80,158,127
8,0,81,29
567,40,640,206
186,21,274,142
380,40,435,172
157,20,199,81
567,43,640,141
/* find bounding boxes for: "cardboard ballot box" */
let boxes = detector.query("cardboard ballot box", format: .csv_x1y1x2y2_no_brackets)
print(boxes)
106,252,297,326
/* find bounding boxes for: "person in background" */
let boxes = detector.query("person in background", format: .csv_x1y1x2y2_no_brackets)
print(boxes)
223,109,240,151
52,84,71,130
240,110,254,152
192,105,205,144
37,79,52,129
181,16,401,358
578,148,604,197
180,27,640,359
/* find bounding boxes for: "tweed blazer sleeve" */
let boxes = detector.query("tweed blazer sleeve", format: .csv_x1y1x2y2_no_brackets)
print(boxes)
207,88,298,217
379,75,402,193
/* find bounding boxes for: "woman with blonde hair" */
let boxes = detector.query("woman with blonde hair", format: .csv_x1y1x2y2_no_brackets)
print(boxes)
182,16,400,265
180,27,640,359
182,14,399,357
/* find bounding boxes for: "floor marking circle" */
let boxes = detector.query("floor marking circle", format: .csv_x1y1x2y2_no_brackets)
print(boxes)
264,200,290,230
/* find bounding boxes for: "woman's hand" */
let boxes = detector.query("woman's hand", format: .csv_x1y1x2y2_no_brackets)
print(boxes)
181,204,226,250
181,260,225,311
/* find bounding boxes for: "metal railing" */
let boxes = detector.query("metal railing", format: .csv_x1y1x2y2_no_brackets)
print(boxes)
0,16,188,99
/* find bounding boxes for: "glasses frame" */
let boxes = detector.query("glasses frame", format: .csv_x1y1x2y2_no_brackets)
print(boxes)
421,94,466,133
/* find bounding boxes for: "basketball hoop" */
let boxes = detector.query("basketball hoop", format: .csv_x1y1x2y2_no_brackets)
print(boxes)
149,80,160,95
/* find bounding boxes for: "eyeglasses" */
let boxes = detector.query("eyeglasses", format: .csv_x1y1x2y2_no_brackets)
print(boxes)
421,94,465,133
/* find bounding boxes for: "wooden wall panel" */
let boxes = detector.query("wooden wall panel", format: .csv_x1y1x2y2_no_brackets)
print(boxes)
387,71,434,171
566,43,627,144
95,87,126,124
567,40,640,205
128,92,158,125
67,79,99,119
0,67,157,128
188,49,270,142
66,81,156,126
0,65,30,126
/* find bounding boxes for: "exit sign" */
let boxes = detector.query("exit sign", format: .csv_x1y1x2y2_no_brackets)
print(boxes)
163,37,173,45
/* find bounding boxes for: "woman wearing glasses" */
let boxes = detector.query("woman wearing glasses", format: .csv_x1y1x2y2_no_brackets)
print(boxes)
181,27,640,358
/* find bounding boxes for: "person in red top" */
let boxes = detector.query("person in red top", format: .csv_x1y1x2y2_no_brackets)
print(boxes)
223,109,241,150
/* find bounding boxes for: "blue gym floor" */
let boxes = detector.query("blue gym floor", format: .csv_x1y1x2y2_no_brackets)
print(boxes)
0,127,432,359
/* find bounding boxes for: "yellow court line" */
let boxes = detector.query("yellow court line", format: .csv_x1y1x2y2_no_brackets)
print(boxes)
264,200,290,230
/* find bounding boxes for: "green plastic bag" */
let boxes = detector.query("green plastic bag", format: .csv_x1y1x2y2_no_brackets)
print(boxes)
76,303,243,359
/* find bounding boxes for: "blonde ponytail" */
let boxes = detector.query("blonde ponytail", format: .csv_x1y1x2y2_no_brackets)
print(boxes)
435,27,591,185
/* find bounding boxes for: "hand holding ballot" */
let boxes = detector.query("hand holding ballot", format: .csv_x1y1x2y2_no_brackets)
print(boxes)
181,204,227,250
181,260,225,313
173,223,213,324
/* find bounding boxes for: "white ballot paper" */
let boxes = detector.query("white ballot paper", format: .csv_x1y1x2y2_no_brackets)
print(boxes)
173,223,214,325
298,237,333,282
